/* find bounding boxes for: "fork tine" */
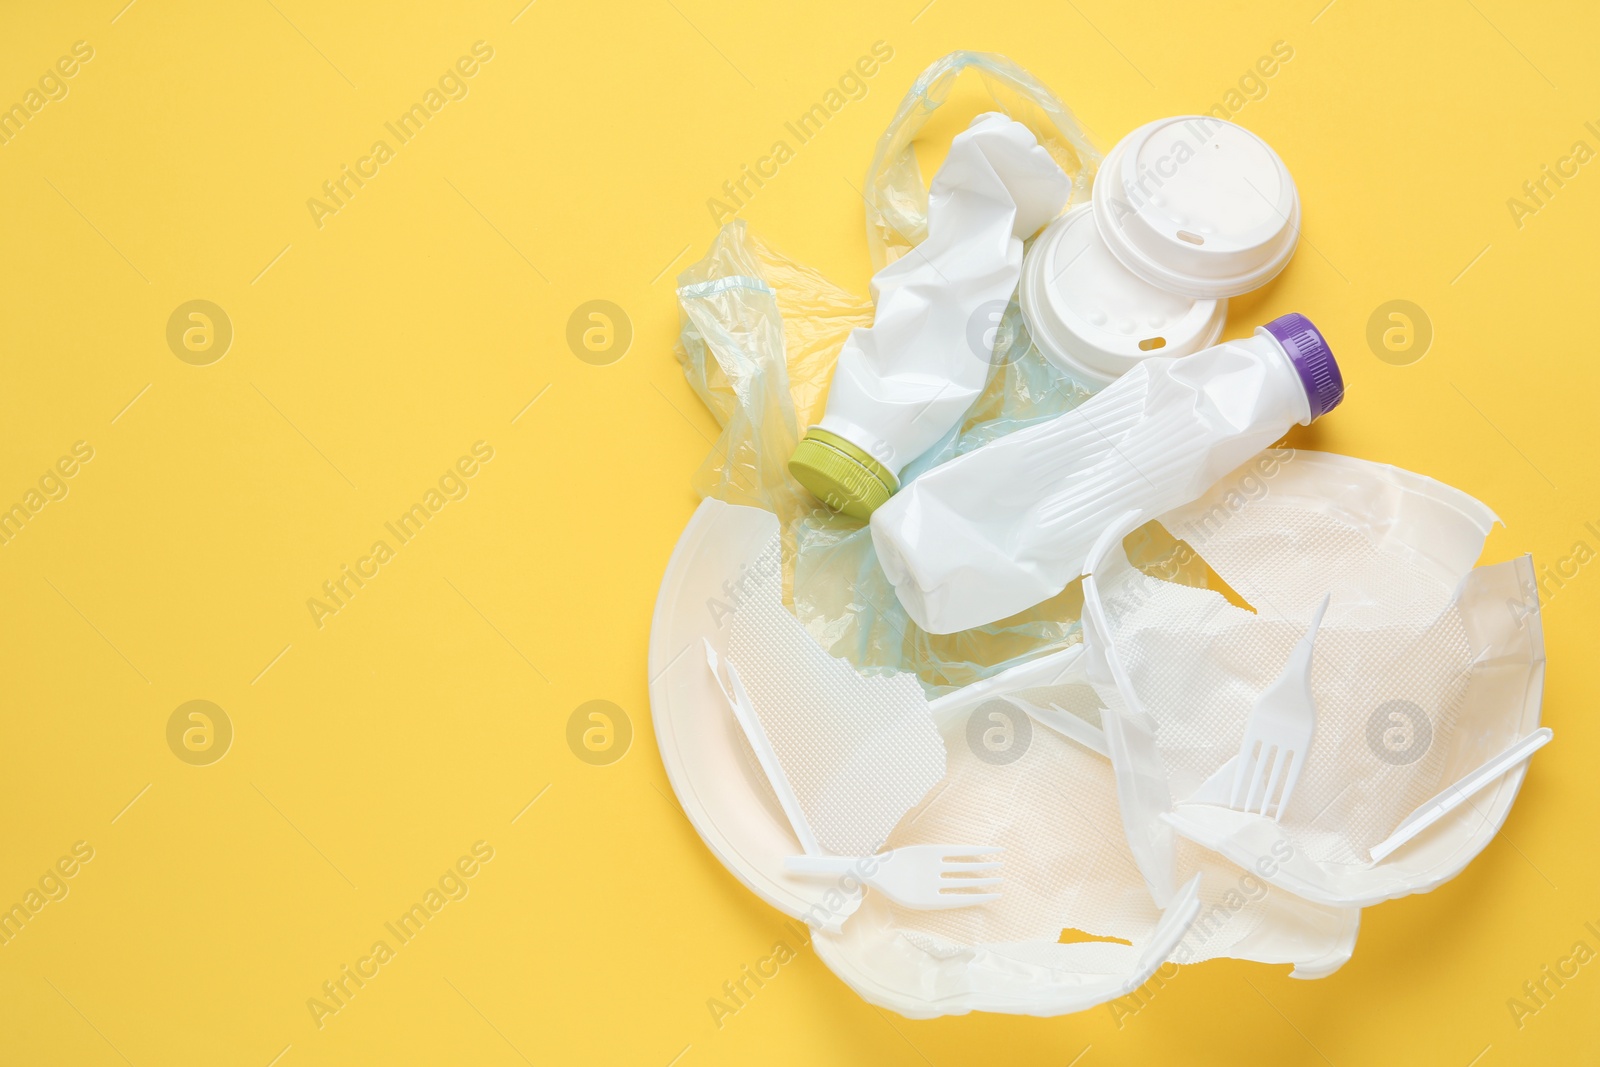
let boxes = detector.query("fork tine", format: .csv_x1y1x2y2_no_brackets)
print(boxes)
941,860,1002,872
1231,737,1259,808
1276,748,1309,821
1261,746,1291,818
940,846,1003,859
926,893,1000,909
1256,746,1287,815
939,877,1002,889
1244,744,1276,814
1262,747,1290,816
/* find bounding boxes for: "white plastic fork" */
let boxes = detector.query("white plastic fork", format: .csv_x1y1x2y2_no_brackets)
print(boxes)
1229,593,1330,821
783,846,1002,910
705,640,1004,910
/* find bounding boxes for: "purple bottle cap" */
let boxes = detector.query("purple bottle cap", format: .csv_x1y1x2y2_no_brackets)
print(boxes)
1262,312,1344,421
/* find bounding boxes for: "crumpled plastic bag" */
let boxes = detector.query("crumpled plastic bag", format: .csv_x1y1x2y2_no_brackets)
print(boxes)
864,51,1099,272
670,52,1239,692
677,218,1106,690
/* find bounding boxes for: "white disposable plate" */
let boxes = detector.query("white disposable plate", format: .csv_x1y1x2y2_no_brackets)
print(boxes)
647,499,838,920
648,498,1209,1017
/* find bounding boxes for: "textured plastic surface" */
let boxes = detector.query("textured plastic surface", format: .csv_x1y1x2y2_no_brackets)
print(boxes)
657,53,1543,1020
878,644,1358,982
1080,451,1547,907
648,500,865,926
1227,593,1329,819
724,534,946,858
652,521,1358,1017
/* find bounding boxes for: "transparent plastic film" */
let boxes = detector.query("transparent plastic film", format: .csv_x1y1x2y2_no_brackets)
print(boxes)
671,54,1230,690
677,221,1138,687
865,51,1101,271
675,220,867,517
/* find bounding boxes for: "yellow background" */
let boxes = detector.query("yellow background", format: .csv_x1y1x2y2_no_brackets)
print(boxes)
0,0,1594,1063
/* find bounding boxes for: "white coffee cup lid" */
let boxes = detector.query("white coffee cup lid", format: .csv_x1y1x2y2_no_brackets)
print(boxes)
1092,116,1299,300
1020,205,1226,383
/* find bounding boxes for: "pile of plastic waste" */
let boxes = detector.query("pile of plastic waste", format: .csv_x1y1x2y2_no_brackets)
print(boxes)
649,52,1548,1017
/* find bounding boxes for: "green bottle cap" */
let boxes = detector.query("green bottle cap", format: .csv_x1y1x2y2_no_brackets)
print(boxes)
788,428,898,520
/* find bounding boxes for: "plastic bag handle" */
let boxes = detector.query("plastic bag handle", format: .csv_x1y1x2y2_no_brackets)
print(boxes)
862,51,1101,270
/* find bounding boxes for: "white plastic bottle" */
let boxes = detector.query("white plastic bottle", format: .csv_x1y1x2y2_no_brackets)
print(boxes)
869,313,1344,634
788,113,1073,520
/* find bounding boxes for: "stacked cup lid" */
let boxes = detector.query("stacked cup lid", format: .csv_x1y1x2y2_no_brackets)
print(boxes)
1022,115,1301,382
1094,116,1300,299
1020,205,1226,383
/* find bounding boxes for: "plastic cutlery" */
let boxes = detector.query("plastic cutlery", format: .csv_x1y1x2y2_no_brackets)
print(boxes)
706,640,1002,910
1368,727,1553,863
784,846,1002,909
1008,696,1110,757
705,640,821,855
1229,593,1330,820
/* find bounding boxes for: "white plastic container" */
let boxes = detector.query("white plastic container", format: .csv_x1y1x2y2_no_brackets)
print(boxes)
1019,204,1225,383
1021,116,1299,382
870,313,1344,634
1094,116,1300,300
788,114,1072,520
